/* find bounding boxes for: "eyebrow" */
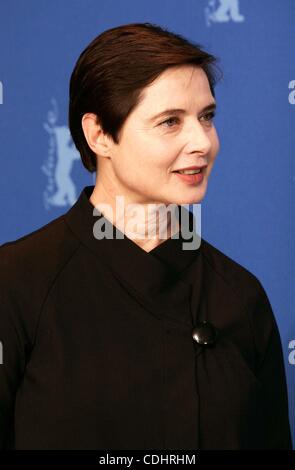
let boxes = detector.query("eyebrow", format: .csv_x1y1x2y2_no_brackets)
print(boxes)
148,102,217,122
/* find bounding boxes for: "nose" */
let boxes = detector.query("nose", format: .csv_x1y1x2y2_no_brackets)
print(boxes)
184,118,213,155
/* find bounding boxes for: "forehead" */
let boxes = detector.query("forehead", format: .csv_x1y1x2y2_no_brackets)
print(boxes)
139,66,213,110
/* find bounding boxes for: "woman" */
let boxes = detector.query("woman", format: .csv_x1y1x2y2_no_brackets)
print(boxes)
0,22,292,450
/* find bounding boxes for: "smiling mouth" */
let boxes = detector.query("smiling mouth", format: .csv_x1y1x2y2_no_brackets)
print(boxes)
173,169,201,175
172,167,207,175
172,169,204,185
172,164,208,174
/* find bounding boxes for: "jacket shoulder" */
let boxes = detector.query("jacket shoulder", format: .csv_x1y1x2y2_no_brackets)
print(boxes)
0,214,80,276
200,237,270,312
0,215,81,347
200,238,280,366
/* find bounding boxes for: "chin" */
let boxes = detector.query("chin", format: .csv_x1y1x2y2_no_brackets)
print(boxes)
170,186,207,206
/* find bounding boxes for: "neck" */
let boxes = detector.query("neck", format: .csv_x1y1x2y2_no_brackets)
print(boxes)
89,182,180,253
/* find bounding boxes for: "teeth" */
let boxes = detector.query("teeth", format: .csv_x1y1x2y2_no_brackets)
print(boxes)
178,169,201,175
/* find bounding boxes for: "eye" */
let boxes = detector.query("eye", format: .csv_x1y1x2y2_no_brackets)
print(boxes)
159,111,216,129
200,111,216,123
159,116,180,128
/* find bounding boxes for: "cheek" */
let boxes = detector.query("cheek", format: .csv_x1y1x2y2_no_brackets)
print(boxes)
113,150,153,189
114,132,180,183
129,147,177,177
143,140,181,175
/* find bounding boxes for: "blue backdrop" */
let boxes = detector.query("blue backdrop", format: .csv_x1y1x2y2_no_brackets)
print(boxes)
0,0,294,446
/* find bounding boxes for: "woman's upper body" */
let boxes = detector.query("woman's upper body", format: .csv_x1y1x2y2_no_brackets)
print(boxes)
0,23,292,450
0,185,292,449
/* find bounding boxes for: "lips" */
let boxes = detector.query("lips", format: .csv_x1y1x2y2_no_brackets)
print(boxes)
173,170,204,185
172,165,207,172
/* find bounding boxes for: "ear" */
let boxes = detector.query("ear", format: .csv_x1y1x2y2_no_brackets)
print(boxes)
81,113,113,158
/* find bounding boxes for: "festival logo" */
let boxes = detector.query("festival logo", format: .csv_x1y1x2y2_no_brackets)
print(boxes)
41,99,80,210
205,0,245,27
289,339,295,365
288,80,295,105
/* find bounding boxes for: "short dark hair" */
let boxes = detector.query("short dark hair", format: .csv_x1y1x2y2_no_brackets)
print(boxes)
68,22,223,173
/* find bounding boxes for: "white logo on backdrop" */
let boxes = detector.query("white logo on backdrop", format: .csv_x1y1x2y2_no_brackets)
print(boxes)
41,98,80,210
288,340,295,365
288,80,295,105
288,81,295,183
205,0,245,27
0,81,3,104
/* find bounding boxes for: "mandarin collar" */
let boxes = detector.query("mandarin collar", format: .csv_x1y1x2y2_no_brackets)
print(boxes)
64,186,202,326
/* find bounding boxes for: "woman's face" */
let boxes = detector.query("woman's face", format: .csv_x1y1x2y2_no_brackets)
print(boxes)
103,65,220,206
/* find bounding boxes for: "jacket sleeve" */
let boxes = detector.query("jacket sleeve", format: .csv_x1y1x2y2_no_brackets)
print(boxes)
250,279,293,449
0,245,29,449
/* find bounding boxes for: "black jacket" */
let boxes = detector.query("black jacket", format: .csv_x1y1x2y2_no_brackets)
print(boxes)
0,185,292,449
